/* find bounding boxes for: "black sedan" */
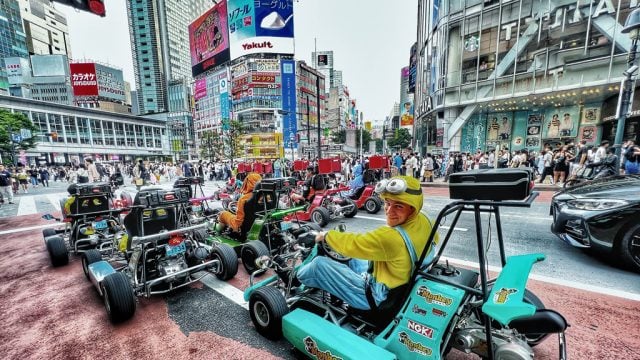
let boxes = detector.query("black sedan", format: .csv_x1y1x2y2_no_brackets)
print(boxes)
550,175,640,272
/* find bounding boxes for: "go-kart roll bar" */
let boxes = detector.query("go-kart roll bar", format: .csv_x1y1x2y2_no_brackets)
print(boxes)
130,221,209,246
411,191,539,360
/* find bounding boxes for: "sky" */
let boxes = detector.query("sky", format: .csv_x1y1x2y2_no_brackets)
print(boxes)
60,0,418,121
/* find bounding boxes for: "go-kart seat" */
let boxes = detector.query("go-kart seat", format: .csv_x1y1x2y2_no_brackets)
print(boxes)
348,282,412,331
65,183,112,217
123,188,181,248
349,186,366,200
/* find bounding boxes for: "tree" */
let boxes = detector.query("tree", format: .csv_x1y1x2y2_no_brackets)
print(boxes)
224,120,245,168
330,128,372,148
0,109,38,166
199,130,224,161
387,127,412,151
375,138,383,153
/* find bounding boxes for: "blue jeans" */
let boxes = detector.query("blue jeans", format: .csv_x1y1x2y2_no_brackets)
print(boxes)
625,160,639,174
297,257,388,310
274,169,282,178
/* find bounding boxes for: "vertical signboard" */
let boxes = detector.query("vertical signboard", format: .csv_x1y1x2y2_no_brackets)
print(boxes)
70,63,99,97
281,59,297,149
228,0,294,60
194,78,208,100
408,42,417,94
219,69,230,128
189,0,231,77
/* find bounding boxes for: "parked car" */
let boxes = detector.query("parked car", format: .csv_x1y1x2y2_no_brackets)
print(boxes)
550,175,640,272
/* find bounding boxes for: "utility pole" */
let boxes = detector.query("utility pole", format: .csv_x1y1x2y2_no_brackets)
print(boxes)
8,125,17,166
306,95,310,159
359,112,364,159
316,72,322,159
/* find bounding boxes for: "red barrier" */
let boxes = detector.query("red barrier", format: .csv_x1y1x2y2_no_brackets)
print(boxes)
293,160,309,171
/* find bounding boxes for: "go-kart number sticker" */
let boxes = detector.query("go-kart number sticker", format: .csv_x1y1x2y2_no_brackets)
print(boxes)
303,337,342,360
416,286,453,306
398,332,433,356
407,319,434,339
493,288,518,304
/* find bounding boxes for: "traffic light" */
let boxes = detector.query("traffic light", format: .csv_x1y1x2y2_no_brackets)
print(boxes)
50,0,106,17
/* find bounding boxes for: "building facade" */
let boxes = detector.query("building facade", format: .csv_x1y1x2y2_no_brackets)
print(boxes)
0,95,171,165
416,0,640,156
18,0,71,57
0,0,33,92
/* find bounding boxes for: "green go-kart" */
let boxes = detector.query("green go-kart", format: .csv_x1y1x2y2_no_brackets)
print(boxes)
203,177,322,275
243,189,569,360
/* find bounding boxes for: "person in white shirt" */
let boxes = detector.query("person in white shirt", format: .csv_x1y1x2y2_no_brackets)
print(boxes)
593,140,609,164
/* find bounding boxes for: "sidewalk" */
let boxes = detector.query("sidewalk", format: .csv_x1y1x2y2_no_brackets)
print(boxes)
420,177,560,192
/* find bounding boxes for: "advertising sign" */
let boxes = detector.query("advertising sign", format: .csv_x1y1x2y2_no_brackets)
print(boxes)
189,0,231,77
5,57,29,85
95,64,125,101
581,105,601,125
219,69,230,124
31,54,68,77
228,0,294,60
543,106,579,139
254,59,280,72
281,59,297,149
400,100,414,127
194,78,208,100
408,42,417,94
70,63,99,97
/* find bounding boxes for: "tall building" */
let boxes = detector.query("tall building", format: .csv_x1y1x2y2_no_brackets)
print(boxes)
18,0,72,57
416,0,640,154
127,0,213,160
297,61,326,157
0,0,31,92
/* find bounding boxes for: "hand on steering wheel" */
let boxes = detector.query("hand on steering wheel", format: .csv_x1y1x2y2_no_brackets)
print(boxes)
312,231,351,263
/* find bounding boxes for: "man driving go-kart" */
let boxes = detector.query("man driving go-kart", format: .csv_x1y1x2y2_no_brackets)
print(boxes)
218,172,262,233
297,175,438,310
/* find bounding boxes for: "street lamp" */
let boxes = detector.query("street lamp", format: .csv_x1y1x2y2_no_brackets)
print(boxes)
615,8,640,159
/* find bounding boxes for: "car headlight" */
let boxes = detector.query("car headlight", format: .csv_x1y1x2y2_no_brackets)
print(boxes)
566,199,629,211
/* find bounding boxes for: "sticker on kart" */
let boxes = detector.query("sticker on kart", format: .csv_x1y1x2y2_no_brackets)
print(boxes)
398,331,433,356
494,287,518,304
303,336,343,360
416,285,453,306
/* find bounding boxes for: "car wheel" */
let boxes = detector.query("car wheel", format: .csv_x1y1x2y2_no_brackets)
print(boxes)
212,243,239,281
101,272,136,323
241,241,270,274
311,207,330,227
46,236,69,267
618,223,640,272
364,198,381,214
249,286,289,340
82,249,103,280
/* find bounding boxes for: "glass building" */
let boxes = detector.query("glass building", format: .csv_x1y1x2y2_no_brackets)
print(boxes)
416,0,640,156
0,0,29,92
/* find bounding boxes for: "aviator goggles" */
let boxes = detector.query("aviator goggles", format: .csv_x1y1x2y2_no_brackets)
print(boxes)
374,178,422,195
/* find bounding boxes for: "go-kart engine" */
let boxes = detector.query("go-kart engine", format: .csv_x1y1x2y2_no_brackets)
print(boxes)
452,327,533,360
157,257,187,278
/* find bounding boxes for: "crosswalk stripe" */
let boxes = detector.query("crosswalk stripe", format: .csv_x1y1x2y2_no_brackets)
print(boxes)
16,195,37,216
47,193,63,211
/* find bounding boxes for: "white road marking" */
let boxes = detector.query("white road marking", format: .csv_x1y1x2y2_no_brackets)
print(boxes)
47,193,64,211
16,196,37,216
354,215,468,232
441,256,640,301
198,272,248,309
0,222,59,235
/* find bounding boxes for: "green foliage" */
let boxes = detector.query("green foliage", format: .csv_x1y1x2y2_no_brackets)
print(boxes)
199,120,245,166
0,109,38,165
387,127,412,150
199,130,224,161
375,138,383,153
330,128,372,148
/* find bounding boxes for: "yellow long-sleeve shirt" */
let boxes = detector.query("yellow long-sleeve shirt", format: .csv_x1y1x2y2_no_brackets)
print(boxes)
325,212,437,289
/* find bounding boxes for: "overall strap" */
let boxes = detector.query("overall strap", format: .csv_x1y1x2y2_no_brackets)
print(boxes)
393,212,438,273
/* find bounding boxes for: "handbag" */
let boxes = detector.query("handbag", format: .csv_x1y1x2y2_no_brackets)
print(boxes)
134,178,144,186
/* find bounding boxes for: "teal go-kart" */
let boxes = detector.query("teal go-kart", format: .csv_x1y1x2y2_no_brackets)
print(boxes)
244,191,569,360
81,187,238,323
204,177,322,275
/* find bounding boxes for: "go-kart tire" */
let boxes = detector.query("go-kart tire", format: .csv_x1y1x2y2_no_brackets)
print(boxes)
343,198,358,218
46,236,68,267
101,272,136,323
241,241,270,274
212,243,239,281
311,207,330,227
249,286,289,340
82,249,103,280
364,197,382,214
42,228,57,239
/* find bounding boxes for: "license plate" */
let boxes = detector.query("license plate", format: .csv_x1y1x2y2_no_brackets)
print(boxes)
165,242,186,257
280,221,292,231
192,205,202,213
93,220,108,230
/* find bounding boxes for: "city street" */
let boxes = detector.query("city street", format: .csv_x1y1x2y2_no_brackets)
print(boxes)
0,180,638,359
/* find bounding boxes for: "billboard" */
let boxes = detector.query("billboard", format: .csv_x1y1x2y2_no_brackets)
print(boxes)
189,0,231,77
228,0,294,60
70,63,99,97
30,54,68,77
194,78,208,100
408,42,417,93
5,57,30,85
281,59,297,149
95,64,125,101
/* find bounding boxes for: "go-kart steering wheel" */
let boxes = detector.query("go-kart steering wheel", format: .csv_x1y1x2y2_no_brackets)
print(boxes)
318,232,351,263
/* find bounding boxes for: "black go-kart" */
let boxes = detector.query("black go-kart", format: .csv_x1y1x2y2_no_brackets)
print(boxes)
81,187,238,323
42,182,127,267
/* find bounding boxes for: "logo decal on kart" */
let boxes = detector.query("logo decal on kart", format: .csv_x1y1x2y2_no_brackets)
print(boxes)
398,332,433,356
494,288,518,304
303,336,343,360
411,304,427,316
407,319,434,339
432,308,447,317
417,286,453,306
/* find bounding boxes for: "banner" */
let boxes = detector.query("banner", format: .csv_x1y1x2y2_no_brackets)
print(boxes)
70,63,99,97
228,0,294,60
219,70,230,124
95,64,125,101
189,0,231,77
194,78,208,100
281,59,297,149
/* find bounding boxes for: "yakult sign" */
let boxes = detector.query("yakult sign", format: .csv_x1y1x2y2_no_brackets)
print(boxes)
70,63,99,97
227,0,294,60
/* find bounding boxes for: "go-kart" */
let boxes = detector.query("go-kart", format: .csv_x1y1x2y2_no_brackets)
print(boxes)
42,182,127,267
81,187,238,323
204,177,321,274
244,189,568,359
285,179,358,227
347,183,383,214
